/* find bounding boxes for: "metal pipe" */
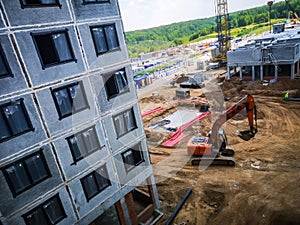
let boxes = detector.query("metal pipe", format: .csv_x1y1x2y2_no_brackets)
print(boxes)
165,189,192,225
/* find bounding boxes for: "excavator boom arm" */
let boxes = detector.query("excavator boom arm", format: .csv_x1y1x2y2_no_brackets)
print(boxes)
210,95,257,149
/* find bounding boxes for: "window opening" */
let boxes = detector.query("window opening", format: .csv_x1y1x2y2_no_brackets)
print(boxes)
0,99,34,142
51,82,89,119
113,108,137,138
23,195,66,225
67,126,101,163
122,143,144,172
91,24,119,55
104,69,129,99
81,165,111,201
32,30,76,68
2,151,51,197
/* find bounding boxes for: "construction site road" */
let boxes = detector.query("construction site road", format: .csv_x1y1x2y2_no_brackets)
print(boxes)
137,73,178,97
137,70,300,225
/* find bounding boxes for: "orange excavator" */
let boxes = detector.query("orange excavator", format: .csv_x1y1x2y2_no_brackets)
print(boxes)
187,94,257,166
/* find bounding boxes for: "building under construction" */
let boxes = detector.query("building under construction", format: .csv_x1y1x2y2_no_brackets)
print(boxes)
227,25,300,81
0,1,162,225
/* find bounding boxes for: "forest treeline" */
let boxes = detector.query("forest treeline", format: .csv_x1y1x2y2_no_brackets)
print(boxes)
125,0,300,57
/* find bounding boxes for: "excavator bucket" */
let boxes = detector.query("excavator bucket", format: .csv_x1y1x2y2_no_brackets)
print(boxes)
235,129,256,141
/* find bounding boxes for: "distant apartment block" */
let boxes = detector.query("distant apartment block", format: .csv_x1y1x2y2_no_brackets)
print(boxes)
227,25,300,80
0,1,161,225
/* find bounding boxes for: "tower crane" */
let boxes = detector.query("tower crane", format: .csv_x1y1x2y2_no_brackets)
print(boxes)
214,0,231,66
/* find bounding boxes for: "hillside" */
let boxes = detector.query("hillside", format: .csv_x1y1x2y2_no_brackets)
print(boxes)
125,0,300,58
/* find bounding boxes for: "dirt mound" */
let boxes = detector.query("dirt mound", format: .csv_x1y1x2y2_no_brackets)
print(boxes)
139,95,166,104
220,79,300,98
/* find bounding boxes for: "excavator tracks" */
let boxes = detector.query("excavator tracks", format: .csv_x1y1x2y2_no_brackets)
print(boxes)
221,147,235,157
191,156,235,167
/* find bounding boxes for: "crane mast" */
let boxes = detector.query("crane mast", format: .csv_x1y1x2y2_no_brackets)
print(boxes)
215,0,230,65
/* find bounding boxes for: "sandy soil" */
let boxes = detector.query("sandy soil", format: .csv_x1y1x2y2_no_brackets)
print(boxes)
138,71,300,225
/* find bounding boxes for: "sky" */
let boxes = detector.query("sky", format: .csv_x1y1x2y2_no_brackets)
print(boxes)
118,0,284,31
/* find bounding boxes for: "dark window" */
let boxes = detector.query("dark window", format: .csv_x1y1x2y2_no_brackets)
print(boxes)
67,126,101,163
23,195,66,225
32,30,75,69
51,82,89,119
2,151,51,197
20,0,61,8
122,143,144,172
0,99,34,142
83,0,110,4
81,165,111,201
0,45,13,79
91,24,119,55
113,108,137,138
104,69,129,99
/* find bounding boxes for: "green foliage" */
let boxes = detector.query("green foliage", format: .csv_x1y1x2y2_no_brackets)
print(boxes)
125,0,300,57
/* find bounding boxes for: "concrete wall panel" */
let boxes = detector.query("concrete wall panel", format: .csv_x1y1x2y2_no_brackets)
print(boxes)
91,66,137,114
113,140,152,186
53,121,110,180
68,160,119,218
2,0,72,27
77,20,128,71
15,26,85,87
5,187,77,225
271,46,294,61
0,35,28,97
0,10,6,28
35,77,98,136
71,0,119,20
0,144,63,217
102,104,144,153
227,48,261,65
0,94,47,159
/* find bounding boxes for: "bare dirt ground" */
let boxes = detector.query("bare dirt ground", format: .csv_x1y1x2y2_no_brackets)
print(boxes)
138,71,300,225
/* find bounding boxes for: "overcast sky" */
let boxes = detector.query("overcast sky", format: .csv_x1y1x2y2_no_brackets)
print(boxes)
118,0,284,31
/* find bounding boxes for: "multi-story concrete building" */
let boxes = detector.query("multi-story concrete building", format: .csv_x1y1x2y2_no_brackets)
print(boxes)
0,1,162,225
227,25,300,81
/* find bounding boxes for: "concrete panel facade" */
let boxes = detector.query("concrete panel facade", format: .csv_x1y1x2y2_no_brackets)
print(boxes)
35,77,97,136
0,94,46,159
5,188,77,225
71,0,119,21
0,1,161,225
53,121,109,180
91,66,138,114
0,35,28,97
76,20,129,71
102,103,145,152
2,0,72,27
268,45,295,62
0,145,63,217
0,10,6,28
14,26,86,87
227,47,262,65
113,139,152,186
68,159,120,219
